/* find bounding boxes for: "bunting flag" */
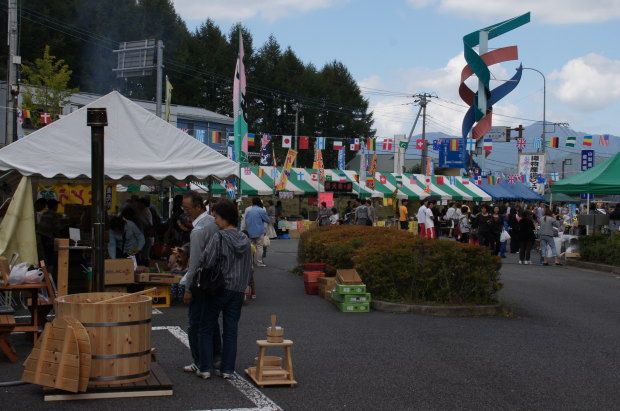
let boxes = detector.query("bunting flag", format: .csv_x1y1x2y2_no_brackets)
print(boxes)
496,173,502,184
487,175,495,185
181,128,189,134
516,138,526,151
349,138,360,151
22,109,31,119
233,30,249,164
277,149,298,190
260,134,272,166
244,167,251,175
257,167,265,178
299,136,309,149
466,138,476,152
449,139,459,151
436,176,445,185
338,173,347,182
533,137,542,150
432,140,441,151
165,75,173,122
599,134,609,146
225,180,237,199
211,131,222,144
366,138,376,151
316,137,326,150
379,175,387,184
475,176,482,185
297,171,304,181
333,140,344,150
337,147,346,170
549,137,559,148
583,135,593,146
382,138,393,151
367,154,377,189
282,135,292,148
247,133,255,146
395,174,403,187
508,174,516,184
40,112,51,124
565,136,577,147
399,141,408,149
410,175,417,184
416,139,425,150
550,172,560,182
483,138,492,151
353,174,359,183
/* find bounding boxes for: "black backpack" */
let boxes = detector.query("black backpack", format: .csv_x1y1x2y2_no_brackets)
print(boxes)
195,233,226,295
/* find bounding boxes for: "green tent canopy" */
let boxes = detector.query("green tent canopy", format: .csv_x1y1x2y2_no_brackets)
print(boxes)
543,192,580,203
551,152,620,195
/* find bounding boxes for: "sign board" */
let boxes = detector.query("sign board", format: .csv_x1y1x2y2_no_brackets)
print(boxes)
518,152,546,194
581,150,594,171
580,193,593,200
324,181,353,193
484,126,510,142
438,139,465,169
113,39,156,78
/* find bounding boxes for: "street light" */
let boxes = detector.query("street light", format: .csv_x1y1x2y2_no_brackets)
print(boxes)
521,67,547,153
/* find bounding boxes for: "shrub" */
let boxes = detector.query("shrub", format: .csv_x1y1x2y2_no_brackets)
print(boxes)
298,226,503,305
579,234,620,266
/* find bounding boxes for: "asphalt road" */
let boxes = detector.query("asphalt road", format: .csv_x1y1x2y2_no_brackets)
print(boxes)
1,238,619,410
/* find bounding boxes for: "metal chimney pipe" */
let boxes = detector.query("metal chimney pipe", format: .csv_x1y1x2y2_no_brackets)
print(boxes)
87,108,108,292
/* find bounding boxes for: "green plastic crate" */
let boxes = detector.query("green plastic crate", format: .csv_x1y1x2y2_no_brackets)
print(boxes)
331,291,371,303
339,302,370,313
334,283,366,294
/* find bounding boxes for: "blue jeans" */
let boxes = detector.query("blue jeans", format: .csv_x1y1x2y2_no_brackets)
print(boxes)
188,288,221,370
204,289,244,374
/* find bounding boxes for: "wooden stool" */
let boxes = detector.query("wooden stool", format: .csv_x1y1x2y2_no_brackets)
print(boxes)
0,314,17,363
245,339,297,388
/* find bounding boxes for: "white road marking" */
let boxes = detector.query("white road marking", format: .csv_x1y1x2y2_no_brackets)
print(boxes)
152,326,282,411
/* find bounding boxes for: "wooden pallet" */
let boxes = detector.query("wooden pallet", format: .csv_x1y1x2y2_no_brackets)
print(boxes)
43,362,173,401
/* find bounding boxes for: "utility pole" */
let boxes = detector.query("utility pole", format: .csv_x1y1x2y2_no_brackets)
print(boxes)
418,94,430,172
155,40,164,118
6,0,19,145
291,103,301,167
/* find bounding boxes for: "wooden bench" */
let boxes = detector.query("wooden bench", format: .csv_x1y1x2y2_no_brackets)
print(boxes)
0,313,17,362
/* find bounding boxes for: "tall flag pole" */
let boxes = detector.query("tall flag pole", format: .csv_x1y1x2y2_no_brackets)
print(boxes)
233,30,249,165
165,75,173,123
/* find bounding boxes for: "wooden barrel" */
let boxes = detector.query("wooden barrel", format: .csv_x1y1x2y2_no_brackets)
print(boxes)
55,292,152,386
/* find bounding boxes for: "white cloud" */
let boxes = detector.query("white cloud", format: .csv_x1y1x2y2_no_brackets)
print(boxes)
550,53,620,111
406,0,620,24
171,0,348,22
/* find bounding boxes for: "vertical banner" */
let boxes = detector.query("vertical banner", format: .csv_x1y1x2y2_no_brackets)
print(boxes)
359,140,368,189
315,149,326,182
260,134,272,166
277,149,297,190
581,149,594,171
165,75,173,122
337,146,346,170
518,152,547,193
233,31,249,164
366,153,377,190
424,157,432,193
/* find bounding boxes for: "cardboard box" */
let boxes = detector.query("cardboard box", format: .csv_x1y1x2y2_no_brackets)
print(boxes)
104,259,135,285
336,269,362,285
135,273,182,284
334,283,366,294
144,285,171,308
339,302,370,313
331,291,371,303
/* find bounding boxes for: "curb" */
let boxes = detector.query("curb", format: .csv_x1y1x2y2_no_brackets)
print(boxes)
372,300,503,317
564,259,620,275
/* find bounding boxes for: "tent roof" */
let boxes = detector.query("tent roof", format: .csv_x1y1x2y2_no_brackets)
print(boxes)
551,152,620,194
0,91,239,182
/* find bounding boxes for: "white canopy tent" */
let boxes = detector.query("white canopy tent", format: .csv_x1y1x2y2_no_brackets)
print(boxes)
0,91,239,183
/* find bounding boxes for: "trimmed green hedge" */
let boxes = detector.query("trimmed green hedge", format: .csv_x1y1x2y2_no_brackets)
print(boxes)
298,226,502,305
579,234,620,266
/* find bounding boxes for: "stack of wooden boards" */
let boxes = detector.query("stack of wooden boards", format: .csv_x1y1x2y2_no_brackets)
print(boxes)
331,269,371,313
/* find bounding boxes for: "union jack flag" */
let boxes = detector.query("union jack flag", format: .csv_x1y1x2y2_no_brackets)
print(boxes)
508,175,516,184
516,138,526,151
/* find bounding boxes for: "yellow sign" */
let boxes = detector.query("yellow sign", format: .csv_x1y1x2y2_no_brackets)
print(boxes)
37,183,117,213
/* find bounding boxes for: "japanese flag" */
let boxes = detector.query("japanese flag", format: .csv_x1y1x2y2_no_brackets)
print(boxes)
282,135,292,148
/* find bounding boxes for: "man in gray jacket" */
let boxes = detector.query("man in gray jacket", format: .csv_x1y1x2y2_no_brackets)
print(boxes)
179,191,221,376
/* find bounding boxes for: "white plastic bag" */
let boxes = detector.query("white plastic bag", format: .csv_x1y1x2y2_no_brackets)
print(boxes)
24,268,43,284
500,229,511,243
9,262,28,285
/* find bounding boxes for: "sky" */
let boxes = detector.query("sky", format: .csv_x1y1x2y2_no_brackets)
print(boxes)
170,0,620,141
